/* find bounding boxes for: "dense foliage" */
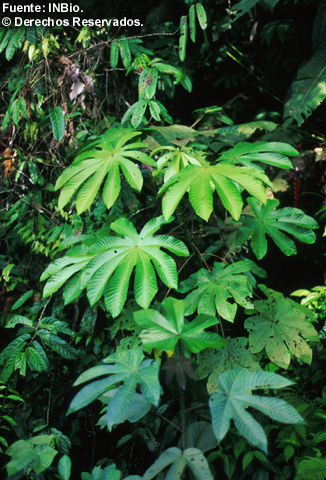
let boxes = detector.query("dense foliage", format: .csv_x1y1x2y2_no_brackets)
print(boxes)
1,1,325,479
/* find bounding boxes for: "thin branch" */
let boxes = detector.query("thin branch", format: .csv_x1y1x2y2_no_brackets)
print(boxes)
31,296,52,342
192,243,211,271
157,412,182,432
163,254,194,300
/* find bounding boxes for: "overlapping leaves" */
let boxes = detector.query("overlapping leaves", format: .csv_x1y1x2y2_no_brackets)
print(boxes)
6,435,58,476
41,216,189,317
245,286,318,369
143,447,213,480
179,260,255,322
236,197,318,259
152,145,206,182
209,368,304,453
157,141,301,221
68,348,160,431
55,128,156,214
134,297,225,356
0,316,79,381
158,160,271,222
218,141,298,169
195,337,261,394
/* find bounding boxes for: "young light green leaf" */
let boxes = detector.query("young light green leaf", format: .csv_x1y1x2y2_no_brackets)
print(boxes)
152,145,206,182
196,3,207,29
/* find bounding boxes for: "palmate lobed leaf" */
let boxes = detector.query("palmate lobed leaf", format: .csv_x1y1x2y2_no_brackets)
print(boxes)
143,447,213,480
244,285,319,369
179,259,256,322
134,297,225,356
209,368,304,454
68,348,160,430
218,141,298,169
55,128,156,214
41,216,189,317
157,140,300,221
236,197,318,259
158,162,271,221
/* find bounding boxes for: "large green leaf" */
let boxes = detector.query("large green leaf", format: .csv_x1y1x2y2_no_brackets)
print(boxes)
68,348,160,431
55,128,156,214
218,141,298,169
236,197,318,259
209,368,304,453
133,297,225,356
284,47,326,125
245,286,319,369
143,447,213,480
179,260,256,322
195,337,261,394
58,455,71,480
295,457,326,480
99,391,151,429
41,216,189,317
158,160,272,221
6,436,57,476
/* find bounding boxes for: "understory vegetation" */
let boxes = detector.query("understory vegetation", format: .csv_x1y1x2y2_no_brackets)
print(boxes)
0,1,326,479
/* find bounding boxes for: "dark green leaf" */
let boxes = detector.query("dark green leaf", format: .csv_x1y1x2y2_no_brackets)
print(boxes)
49,106,65,142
